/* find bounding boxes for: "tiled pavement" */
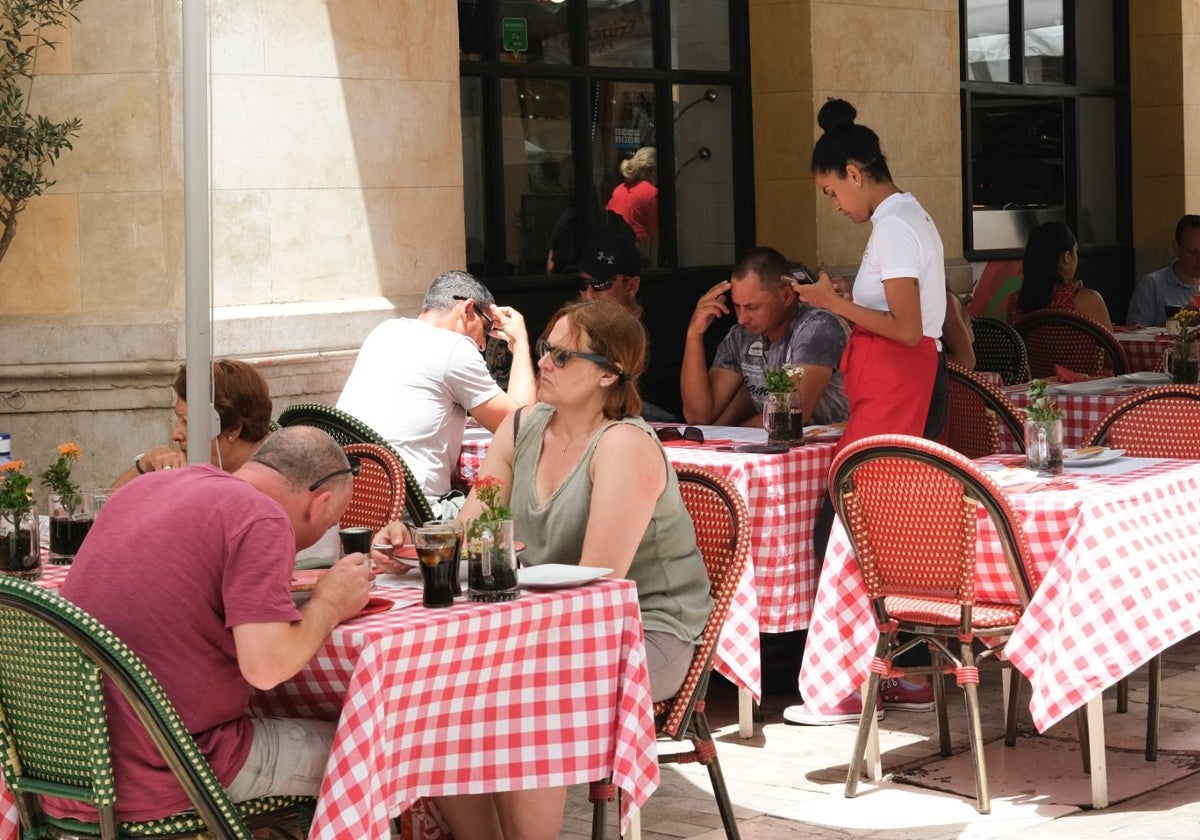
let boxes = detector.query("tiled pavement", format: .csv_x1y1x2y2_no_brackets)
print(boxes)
563,632,1200,839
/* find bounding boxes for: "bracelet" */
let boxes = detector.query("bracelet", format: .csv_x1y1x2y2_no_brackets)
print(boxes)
134,453,147,475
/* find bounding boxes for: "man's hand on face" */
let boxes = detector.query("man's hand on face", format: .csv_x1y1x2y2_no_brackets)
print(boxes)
688,280,732,337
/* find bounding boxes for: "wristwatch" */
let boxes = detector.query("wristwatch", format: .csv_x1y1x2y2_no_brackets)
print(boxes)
134,453,147,474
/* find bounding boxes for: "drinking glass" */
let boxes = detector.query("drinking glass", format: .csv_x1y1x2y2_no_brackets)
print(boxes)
338,527,373,556
48,490,92,564
412,523,460,608
423,519,463,596
466,518,520,602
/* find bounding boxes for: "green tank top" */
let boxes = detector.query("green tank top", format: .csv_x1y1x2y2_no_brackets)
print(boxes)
510,403,713,643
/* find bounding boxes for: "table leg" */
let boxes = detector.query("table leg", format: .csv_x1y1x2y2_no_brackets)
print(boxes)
738,688,754,738
625,806,642,840
1085,696,1109,808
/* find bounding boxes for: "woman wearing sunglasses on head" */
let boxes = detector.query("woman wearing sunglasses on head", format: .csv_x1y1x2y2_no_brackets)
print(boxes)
429,299,712,840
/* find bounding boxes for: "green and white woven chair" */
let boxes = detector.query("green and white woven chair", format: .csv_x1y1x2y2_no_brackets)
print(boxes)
0,576,313,839
277,403,436,525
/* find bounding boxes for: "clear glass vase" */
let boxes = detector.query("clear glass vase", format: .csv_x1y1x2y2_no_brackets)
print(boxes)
467,518,519,602
763,390,803,447
1024,418,1064,475
0,504,42,580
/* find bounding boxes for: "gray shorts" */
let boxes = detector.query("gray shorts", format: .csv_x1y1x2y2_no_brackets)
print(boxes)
645,630,696,703
226,717,334,802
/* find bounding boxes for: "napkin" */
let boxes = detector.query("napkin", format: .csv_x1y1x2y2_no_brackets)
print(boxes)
1053,365,1096,384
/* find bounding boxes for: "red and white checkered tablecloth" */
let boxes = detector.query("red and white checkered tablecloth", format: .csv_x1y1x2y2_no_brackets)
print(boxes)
254,579,656,838
1115,329,1172,373
0,574,656,839
459,431,840,698
798,457,1200,732
1001,388,1134,452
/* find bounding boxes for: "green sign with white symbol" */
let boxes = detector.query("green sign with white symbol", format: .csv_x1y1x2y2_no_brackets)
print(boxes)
501,17,528,55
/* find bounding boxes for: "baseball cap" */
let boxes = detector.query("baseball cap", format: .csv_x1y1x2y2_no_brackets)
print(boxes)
577,226,640,287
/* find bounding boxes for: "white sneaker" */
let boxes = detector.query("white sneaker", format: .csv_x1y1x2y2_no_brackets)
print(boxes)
782,694,884,726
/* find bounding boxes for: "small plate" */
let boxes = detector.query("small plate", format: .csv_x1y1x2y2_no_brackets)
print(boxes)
519,564,612,589
1120,371,1173,385
1053,378,1124,395
1063,447,1126,467
803,423,846,442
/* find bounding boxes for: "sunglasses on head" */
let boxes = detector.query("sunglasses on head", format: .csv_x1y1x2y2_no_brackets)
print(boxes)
576,275,616,292
308,454,361,492
452,295,495,336
654,426,705,444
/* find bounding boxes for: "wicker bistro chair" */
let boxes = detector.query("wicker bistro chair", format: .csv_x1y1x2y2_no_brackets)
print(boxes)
1011,310,1130,379
970,316,1030,385
831,435,1041,815
1080,383,1200,760
0,576,313,839
277,402,436,526
1083,384,1200,458
340,443,407,532
589,465,750,840
945,361,1027,459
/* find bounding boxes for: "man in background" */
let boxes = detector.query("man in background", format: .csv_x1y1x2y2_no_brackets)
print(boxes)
1127,214,1200,326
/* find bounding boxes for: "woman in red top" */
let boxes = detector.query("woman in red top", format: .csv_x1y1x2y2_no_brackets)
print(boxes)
1008,221,1114,330
606,146,658,265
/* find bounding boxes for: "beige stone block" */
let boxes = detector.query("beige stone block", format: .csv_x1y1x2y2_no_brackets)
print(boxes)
753,91,815,181
30,17,75,75
212,190,273,307
755,177,818,259
159,72,183,190
211,77,461,191
256,0,459,81
258,186,463,304
1129,35,1183,107
162,190,185,311
749,3,813,93
1131,176,1185,248
1129,0,1183,37
33,73,162,194
902,175,964,262
1188,174,1200,212
211,0,267,75
1185,35,1200,104
852,92,960,179
74,0,159,74
0,195,80,314
1131,105,1186,177
811,3,957,93
77,193,172,313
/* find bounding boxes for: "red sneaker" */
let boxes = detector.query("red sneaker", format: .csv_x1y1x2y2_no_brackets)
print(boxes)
782,693,884,726
880,677,935,711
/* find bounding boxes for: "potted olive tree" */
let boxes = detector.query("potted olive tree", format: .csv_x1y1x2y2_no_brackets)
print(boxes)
0,0,84,263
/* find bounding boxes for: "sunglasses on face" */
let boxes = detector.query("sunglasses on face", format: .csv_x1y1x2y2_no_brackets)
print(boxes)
308,454,362,492
655,426,705,444
452,295,495,336
576,275,617,292
535,338,619,372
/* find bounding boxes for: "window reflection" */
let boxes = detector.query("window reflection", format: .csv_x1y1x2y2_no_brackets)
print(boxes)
496,0,571,65
592,81,657,267
461,78,486,275
964,0,1010,82
671,0,730,70
588,0,653,68
674,84,733,267
501,79,574,275
1023,0,1064,83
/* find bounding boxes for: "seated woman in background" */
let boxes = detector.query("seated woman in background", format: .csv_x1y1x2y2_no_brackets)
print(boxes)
111,359,273,489
1008,221,1114,331
419,299,712,840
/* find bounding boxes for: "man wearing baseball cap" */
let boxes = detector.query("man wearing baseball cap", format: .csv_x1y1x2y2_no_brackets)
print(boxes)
575,225,680,421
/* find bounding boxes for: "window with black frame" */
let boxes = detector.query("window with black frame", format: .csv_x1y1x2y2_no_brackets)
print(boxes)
459,0,749,284
961,0,1128,255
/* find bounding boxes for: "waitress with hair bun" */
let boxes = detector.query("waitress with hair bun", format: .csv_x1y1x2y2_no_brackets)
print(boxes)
783,98,947,726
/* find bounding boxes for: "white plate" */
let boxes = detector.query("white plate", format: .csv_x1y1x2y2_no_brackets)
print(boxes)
1053,378,1124,395
519,564,612,589
1120,371,1172,385
803,423,846,442
1063,447,1127,467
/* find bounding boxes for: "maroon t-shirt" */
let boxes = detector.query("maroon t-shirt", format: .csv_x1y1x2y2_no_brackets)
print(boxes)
46,465,301,822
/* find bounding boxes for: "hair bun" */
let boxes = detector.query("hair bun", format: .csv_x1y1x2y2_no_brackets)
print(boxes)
817,98,857,134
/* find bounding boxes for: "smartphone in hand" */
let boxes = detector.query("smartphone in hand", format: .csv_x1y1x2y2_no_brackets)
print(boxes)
784,263,817,285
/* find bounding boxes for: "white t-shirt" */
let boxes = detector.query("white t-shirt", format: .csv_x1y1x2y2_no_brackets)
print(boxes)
337,318,502,503
852,191,947,342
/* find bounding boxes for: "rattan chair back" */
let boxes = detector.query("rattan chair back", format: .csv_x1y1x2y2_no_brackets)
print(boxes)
590,465,748,840
277,402,436,525
0,576,312,839
340,443,407,531
970,316,1030,385
831,434,1039,814
1011,310,1130,378
945,361,1027,459
1083,384,1200,458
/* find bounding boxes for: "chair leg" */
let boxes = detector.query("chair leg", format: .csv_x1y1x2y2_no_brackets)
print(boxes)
1116,676,1129,713
690,710,742,840
930,652,951,756
1075,707,1091,773
844,672,884,799
959,643,991,814
589,779,615,840
1146,655,1161,761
